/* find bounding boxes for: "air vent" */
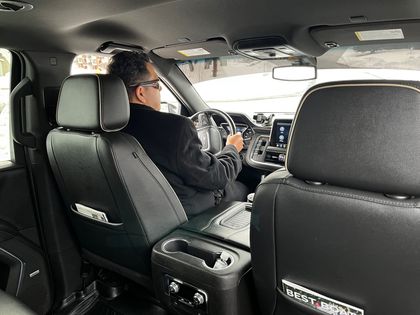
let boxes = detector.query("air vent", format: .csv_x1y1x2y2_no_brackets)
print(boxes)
0,1,33,12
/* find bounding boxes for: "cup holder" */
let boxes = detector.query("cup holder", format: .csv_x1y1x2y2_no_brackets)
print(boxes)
163,239,234,270
163,239,189,253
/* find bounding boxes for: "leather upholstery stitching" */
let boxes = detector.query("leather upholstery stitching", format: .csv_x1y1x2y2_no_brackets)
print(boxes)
0,218,18,234
94,135,125,222
258,180,420,207
47,131,77,211
122,133,188,223
100,135,151,247
272,183,281,315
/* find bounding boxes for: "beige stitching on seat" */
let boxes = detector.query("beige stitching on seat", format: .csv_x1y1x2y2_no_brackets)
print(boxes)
274,180,420,208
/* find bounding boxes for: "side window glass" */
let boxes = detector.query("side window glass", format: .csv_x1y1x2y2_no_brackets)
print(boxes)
0,49,11,162
71,53,182,115
160,83,181,115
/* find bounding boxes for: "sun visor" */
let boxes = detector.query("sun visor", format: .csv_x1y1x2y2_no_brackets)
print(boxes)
311,20,420,49
152,38,230,61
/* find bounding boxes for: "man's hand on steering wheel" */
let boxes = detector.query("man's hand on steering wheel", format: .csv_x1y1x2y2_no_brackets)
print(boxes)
226,132,244,153
189,109,240,155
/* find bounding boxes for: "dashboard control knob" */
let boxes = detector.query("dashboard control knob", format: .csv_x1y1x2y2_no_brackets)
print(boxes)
168,281,180,294
278,153,285,162
193,292,205,306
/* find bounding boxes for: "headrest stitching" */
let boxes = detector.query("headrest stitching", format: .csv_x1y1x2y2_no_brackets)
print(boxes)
284,179,420,208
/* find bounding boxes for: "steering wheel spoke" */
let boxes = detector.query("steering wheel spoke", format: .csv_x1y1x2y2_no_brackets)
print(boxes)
196,127,211,151
189,109,236,154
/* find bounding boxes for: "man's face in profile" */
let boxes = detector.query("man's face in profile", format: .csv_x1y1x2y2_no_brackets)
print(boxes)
134,62,161,111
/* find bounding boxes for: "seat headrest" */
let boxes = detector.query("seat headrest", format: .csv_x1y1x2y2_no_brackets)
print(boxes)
287,80,420,196
56,74,129,132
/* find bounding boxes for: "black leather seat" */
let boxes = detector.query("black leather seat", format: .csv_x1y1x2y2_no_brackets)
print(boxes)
47,74,187,286
251,81,420,315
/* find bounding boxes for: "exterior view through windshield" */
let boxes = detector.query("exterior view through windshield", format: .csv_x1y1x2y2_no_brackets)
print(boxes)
178,43,420,119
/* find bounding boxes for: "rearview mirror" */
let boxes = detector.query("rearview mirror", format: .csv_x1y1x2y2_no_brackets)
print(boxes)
272,65,317,81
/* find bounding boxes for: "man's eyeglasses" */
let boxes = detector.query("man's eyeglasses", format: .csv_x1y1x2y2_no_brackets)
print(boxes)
129,78,162,91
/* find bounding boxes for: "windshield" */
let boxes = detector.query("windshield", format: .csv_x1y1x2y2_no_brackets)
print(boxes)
178,43,420,119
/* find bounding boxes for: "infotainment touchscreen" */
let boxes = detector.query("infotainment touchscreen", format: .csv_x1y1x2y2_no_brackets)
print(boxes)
270,119,292,149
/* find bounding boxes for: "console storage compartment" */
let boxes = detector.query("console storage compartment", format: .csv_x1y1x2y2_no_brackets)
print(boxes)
152,230,255,315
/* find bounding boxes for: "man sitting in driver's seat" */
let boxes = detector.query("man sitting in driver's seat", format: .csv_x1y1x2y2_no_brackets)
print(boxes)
108,51,248,217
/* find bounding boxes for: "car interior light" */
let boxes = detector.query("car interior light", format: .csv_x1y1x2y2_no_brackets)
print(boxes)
233,37,306,60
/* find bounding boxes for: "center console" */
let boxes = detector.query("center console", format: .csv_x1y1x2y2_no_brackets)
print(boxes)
152,119,294,314
248,119,292,170
151,202,257,315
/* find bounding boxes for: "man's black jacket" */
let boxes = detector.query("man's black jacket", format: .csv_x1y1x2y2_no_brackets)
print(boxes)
122,103,242,216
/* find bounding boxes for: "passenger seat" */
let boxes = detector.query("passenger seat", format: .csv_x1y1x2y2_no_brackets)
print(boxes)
251,81,420,315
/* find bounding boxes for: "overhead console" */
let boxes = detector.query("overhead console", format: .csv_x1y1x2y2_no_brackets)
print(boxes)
233,36,307,60
247,119,293,170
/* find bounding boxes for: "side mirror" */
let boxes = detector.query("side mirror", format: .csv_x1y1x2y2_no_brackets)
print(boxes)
272,65,317,81
160,101,181,115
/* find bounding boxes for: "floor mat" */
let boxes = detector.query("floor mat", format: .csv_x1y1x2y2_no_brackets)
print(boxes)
85,299,123,315
86,294,168,315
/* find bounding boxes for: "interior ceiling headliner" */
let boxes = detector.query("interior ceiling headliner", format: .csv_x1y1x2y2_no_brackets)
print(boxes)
3,0,420,56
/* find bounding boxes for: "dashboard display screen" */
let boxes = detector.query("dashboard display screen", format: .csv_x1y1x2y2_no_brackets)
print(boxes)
236,125,248,133
270,119,292,149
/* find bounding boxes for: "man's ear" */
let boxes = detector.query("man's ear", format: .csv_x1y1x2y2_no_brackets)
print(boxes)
134,85,147,104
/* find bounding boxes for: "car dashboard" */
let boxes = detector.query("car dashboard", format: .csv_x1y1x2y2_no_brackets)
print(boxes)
214,113,293,171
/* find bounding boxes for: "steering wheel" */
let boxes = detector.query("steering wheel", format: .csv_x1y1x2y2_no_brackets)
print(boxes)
189,109,236,154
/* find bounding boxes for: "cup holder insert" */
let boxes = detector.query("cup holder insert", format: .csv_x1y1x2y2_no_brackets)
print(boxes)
163,239,233,269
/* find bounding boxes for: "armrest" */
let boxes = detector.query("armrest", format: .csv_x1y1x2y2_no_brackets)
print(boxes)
180,201,251,250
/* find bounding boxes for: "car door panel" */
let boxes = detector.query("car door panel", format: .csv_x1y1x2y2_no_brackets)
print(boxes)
0,164,52,314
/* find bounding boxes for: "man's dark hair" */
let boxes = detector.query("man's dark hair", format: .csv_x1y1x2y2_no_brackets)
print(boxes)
107,51,151,97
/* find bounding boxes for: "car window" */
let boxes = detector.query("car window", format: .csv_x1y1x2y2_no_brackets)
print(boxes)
0,49,11,162
160,83,181,115
71,54,181,114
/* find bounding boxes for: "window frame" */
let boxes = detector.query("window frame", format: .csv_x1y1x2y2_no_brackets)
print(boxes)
0,49,13,164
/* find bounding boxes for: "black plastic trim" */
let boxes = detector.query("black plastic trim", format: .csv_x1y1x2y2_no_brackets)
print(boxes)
10,77,36,148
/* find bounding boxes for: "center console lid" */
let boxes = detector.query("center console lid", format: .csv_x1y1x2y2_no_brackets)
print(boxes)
180,202,251,250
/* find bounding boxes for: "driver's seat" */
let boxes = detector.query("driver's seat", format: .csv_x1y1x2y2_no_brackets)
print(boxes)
46,74,187,286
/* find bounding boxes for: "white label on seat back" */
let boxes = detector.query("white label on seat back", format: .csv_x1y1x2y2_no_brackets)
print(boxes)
75,203,109,223
281,279,364,315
